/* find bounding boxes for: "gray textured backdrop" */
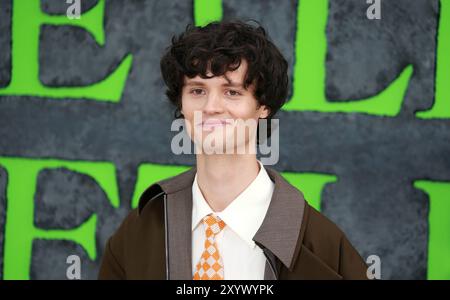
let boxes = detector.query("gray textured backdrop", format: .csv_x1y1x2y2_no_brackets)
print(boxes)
0,0,448,279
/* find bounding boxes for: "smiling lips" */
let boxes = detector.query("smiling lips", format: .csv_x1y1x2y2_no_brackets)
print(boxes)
197,119,233,131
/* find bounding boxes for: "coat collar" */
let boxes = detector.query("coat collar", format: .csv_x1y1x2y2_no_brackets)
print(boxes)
137,166,306,279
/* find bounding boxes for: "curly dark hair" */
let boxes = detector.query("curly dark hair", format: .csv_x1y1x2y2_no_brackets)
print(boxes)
160,20,289,137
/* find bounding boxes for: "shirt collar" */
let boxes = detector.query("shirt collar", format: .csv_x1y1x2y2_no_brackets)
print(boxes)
191,160,274,248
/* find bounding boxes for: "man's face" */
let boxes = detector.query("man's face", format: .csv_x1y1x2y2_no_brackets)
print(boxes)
181,60,269,154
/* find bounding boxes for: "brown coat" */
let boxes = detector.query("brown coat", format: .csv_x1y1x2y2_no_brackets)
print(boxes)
98,167,368,280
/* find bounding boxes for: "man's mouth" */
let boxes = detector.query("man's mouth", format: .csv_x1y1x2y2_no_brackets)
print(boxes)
197,119,233,130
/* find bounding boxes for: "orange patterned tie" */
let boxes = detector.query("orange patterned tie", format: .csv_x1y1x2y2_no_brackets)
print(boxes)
193,214,226,280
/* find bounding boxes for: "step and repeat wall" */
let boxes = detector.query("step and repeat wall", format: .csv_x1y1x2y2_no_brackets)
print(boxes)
0,0,449,279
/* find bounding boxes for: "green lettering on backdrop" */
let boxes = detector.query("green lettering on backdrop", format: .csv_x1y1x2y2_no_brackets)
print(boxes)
131,164,190,208
282,172,337,210
414,180,450,280
285,0,413,115
194,0,223,27
416,0,450,118
194,0,414,116
0,157,120,279
0,0,133,102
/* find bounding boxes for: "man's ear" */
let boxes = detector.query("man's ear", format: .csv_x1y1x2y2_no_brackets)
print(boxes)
259,105,270,119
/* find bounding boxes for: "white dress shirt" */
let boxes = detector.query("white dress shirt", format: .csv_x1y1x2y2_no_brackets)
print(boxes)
191,161,275,280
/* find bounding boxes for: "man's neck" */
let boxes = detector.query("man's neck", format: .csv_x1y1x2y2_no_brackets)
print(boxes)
196,154,261,212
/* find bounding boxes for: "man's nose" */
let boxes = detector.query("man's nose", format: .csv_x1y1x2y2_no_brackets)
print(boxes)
203,92,224,114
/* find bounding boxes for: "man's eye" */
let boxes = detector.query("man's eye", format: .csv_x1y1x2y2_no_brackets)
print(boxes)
190,88,205,96
225,90,242,97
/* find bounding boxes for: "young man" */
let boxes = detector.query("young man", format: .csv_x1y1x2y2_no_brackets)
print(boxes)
98,21,368,280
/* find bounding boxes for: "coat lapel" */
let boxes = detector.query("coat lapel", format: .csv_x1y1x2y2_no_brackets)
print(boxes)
254,167,306,275
157,167,196,280
166,189,193,279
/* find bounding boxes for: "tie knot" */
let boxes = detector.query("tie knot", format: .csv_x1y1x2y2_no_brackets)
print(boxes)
203,214,226,236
